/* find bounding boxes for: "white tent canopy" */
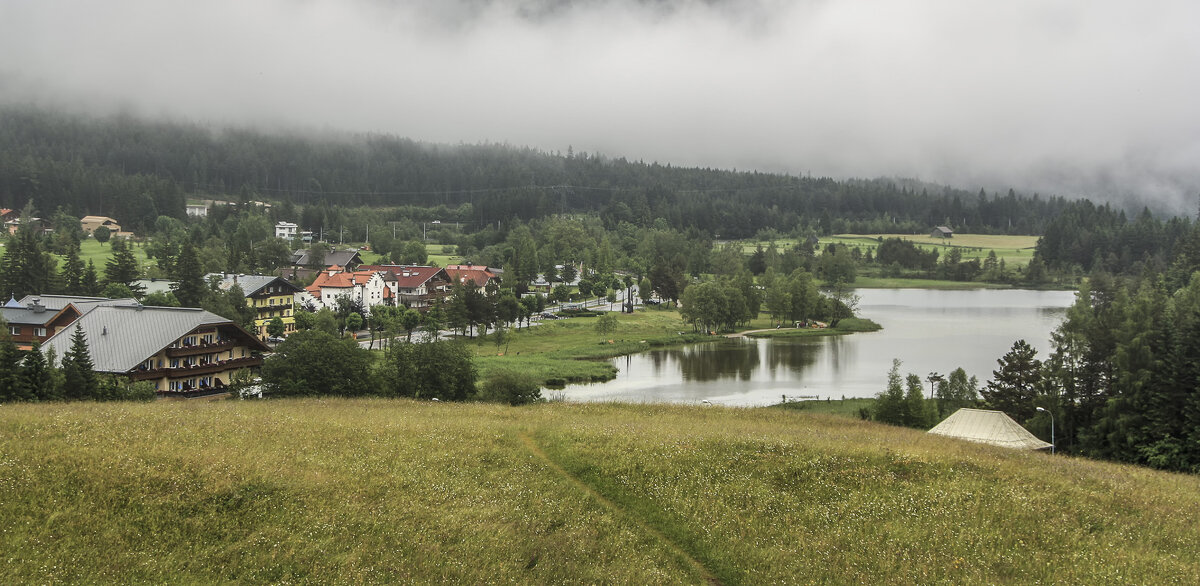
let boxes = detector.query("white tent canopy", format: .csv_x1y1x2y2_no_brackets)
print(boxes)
928,408,1052,450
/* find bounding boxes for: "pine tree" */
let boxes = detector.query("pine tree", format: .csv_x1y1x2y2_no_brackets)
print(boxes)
0,331,28,402
81,260,102,296
104,238,144,296
21,341,56,401
169,241,207,307
60,245,85,295
983,340,1043,423
62,325,98,400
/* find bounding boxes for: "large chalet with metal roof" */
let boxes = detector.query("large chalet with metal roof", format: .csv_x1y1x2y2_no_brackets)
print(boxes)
41,299,269,398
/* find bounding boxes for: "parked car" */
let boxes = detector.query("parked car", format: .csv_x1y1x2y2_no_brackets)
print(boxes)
645,299,662,305
540,312,558,320
267,336,285,343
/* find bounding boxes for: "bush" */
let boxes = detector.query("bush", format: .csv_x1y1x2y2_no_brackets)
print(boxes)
480,370,543,406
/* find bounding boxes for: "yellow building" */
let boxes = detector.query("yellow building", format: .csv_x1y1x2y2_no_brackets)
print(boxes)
209,274,303,340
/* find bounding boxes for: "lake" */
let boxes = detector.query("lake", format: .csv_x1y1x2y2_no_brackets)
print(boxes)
556,288,1077,406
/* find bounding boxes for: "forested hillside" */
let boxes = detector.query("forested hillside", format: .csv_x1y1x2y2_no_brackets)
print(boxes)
0,105,1071,237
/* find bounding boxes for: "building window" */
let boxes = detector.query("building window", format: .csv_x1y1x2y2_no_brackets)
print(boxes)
35,327,47,337
9,326,19,336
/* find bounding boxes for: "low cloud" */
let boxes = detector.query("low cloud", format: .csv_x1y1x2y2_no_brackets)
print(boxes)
3,0,1199,212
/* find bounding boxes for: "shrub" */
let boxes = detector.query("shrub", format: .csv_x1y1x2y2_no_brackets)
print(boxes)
480,370,543,406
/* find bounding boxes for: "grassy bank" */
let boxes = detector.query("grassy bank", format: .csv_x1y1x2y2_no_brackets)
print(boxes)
470,309,712,386
3,399,1199,584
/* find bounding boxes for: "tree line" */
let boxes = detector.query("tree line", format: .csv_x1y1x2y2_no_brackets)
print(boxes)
1,104,1076,238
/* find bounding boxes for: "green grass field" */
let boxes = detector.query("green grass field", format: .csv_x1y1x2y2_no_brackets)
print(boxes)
737,233,1039,268
69,238,155,271
470,308,711,386
3,399,1198,584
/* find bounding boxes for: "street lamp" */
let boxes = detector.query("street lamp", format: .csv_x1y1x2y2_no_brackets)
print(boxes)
1036,406,1055,454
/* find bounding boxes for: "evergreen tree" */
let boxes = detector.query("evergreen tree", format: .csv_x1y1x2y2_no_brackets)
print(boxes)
873,359,906,426
104,238,144,296
903,373,935,428
81,260,102,296
983,340,1043,423
0,331,28,402
21,341,56,401
169,241,207,307
61,325,99,400
60,245,85,295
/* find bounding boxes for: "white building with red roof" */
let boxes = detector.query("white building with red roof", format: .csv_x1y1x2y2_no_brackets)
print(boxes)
358,265,452,312
296,266,390,315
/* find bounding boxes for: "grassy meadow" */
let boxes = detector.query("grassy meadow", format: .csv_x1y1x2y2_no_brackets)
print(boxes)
470,308,712,386
738,233,1039,269
3,399,1199,584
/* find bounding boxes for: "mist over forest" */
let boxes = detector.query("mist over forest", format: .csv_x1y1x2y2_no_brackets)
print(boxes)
2,0,1198,215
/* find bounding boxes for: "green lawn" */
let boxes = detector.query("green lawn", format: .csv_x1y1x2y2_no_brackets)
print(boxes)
4,399,1199,584
735,234,1039,268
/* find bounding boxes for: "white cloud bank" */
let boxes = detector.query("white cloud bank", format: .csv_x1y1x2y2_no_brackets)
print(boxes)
2,0,1199,212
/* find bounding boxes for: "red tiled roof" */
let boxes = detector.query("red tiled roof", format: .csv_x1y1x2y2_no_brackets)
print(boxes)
444,265,497,287
359,265,446,289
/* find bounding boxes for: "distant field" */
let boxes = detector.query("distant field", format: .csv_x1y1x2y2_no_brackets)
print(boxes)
56,237,155,272
736,234,1039,268
4,399,1199,584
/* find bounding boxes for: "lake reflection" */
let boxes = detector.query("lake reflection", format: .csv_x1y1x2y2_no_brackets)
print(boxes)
558,288,1076,406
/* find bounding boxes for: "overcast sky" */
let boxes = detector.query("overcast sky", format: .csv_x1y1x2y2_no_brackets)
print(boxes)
3,0,1199,212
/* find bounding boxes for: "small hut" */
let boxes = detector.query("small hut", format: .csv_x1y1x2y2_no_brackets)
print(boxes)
931,226,954,239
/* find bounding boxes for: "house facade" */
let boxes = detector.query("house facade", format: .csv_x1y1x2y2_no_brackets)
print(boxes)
209,274,303,339
81,215,122,235
931,226,954,238
298,267,390,315
275,221,299,239
2,296,87,349
358,265,451,311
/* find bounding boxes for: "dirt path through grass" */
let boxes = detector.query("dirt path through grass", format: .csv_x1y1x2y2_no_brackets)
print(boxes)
518,432,723,585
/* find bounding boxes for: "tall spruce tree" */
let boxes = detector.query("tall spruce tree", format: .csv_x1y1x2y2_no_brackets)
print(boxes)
60,245,85,295
62,325,98,400
169,241,206,307
22,341,56,401
0,330,28,402
983,340,1043,423
104,238,144,296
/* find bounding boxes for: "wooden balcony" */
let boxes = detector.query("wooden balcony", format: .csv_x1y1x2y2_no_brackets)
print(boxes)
130,356,263,381
165,340,236,357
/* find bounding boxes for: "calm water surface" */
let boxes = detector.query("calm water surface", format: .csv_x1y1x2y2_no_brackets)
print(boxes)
557,288,1075,406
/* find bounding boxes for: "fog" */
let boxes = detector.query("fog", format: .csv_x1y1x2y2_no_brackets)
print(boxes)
3,0,1199,212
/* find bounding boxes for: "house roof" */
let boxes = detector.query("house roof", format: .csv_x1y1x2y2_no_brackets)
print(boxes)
358,265,449,289
445,265,498,287
42,305,268,373
928,408,1051,450
18,295,133,312
206,274,302,297
933,226,954,233
81,215,120,224
291,249,362,268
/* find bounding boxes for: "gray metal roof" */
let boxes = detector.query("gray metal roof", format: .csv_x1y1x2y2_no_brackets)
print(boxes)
290,249,362,268
17,294,118,312
0,306,58,326
205,274,302,296
42,305,244,373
